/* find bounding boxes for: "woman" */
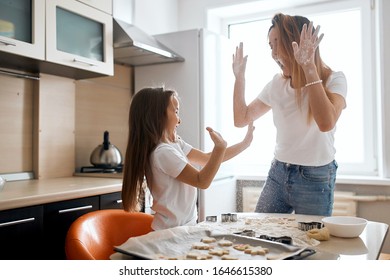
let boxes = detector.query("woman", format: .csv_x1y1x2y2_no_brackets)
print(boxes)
232,13,347,216
122,87,254,230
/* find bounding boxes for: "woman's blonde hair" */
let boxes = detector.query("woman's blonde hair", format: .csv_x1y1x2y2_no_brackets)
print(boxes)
122,87,176,212
269,13,333,122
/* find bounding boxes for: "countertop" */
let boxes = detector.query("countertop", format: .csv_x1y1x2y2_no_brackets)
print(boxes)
0,176,123,211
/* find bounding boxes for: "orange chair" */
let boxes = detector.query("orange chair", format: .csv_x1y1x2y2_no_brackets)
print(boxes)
65,209,154,260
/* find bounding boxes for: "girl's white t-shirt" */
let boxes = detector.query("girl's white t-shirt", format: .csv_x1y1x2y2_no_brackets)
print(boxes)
147,138,197,230
258,71,347,166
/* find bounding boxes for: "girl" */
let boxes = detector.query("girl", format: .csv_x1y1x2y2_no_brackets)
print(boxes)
122,87,254,230
232,13,347,216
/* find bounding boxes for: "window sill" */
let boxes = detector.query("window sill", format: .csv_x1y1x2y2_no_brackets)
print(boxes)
335,175,390,186
235,174,390,186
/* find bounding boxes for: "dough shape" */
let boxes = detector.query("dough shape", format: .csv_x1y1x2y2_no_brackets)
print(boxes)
306,227,330,241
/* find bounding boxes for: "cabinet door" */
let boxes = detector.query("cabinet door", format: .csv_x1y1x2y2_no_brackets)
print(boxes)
100,192,123,209
0,206,44,260
43,196,99,259
46,0,113,76
0,0,45,59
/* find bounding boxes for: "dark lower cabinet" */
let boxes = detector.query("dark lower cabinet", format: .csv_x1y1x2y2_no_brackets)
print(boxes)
0,206,44,260
43,196,99,260
0,191,122,260
100,191,123,209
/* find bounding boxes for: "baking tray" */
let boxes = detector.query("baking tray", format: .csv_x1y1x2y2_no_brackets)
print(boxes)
113,226,316,260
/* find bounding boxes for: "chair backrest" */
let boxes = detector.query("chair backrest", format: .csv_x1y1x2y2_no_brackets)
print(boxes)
65,209,154,260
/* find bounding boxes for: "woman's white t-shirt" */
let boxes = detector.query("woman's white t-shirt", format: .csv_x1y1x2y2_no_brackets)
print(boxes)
258,71,347,166
147,138,197,230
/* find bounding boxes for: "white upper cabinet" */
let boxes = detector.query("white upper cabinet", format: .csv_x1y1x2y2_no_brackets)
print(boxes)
46,0,113,77
0,0,45,60
0,0,113,79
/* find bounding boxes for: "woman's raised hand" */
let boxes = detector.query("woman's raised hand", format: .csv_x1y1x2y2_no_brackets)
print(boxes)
292,21,324,67
232,42,248,78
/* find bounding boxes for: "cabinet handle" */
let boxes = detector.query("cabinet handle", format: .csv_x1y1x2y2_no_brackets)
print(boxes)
58,205,93,214
72,58,97,67
116,200,123,204
0,217,35,227
0,39,16,46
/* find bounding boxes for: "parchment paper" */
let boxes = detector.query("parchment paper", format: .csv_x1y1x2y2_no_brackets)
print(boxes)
112,225,313,260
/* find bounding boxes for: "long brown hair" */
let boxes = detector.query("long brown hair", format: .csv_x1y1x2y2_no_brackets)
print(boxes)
269,13,332,121
122,87,176,212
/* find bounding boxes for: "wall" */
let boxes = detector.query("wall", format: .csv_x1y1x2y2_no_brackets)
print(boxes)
0,72,34,174
134,0,178,35
0,71,75,179
75,65,132,169
176,0,332,32
33,74,75,179
113,0,179,35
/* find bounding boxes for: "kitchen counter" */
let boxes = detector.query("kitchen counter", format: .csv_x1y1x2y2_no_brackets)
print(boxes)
0,176,123,211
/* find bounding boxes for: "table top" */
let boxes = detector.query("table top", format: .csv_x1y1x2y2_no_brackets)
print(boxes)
112,212,388,260
198,213,389,260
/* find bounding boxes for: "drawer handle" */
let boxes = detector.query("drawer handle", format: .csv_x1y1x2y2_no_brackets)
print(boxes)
0,217,35,227
0,39,16,46
72,58,97,67
116,199,122,204
58,205,93,214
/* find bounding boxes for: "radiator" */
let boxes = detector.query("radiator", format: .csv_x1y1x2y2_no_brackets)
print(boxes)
241,188,390,216
333,191,357,216
242,186,261,212
333,191,390,216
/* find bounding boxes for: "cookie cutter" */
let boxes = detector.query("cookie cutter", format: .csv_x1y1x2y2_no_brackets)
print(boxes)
233,229,256,237
221,213,238,222
205,215,217,222
298,221,323,231
258,234,293,245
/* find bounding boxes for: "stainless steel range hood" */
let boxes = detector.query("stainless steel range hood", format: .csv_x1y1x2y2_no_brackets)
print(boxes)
113,18,184,66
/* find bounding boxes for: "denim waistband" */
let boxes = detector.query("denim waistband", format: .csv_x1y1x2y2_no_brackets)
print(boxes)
273,159,335,168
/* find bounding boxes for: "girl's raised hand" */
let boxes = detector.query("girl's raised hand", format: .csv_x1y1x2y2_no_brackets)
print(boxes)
292,22,324,67
243,122,255,146
206,127,227,150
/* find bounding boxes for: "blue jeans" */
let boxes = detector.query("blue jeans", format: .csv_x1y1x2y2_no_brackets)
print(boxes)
255,159,338,216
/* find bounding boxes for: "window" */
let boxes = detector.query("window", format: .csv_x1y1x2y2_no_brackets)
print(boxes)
212,0,377,177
